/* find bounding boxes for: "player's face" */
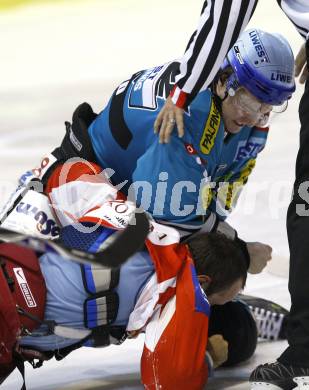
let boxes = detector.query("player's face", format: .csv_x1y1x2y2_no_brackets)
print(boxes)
207,278,244,305
221,87,272,134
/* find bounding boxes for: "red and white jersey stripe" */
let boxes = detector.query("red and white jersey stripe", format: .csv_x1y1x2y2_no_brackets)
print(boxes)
45,161,210,389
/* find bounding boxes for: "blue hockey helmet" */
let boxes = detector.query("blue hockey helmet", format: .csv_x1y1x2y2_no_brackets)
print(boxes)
223,28,295,106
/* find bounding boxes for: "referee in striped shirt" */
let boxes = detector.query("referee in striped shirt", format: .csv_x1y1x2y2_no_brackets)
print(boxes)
153,1,309,388
155,0,308,143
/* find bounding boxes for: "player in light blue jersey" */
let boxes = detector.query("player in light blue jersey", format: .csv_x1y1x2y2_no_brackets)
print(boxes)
85,29,294,230
46,28,294,274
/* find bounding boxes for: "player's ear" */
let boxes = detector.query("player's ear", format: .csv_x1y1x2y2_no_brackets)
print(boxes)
197,275,212,291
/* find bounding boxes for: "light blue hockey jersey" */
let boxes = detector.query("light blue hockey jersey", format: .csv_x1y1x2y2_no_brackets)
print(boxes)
88,61,268,228
20,251,154,351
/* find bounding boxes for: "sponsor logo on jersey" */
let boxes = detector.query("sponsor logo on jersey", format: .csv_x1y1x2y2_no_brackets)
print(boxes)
86,200,136,230
185,143,197,155
32,155,56,180
147,65,165,81
13,267,37,308
200,99,221,155
134,65,165,91
185,143,207,166
16,202,60,237
234,139,264,162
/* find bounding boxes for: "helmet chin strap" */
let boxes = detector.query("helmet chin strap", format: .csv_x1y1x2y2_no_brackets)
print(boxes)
210,81,228,113
221,90,229,103
210,83,234,136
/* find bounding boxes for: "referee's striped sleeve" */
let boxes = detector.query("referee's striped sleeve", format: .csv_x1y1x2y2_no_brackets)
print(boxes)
171,0,258,109
276,0,309,39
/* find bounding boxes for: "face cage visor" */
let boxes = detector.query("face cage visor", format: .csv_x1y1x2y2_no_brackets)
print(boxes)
227,85,288,127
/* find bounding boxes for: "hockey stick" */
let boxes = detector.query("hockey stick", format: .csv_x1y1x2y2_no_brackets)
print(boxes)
0,211,149,268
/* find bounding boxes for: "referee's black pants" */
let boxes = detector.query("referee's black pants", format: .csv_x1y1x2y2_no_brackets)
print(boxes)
279,39,309,367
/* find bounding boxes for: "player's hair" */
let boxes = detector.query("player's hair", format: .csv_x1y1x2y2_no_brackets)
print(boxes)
187,232,247,296
214,65,234,86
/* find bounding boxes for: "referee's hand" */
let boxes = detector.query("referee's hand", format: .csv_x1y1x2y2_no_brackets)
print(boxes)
154,96,184,143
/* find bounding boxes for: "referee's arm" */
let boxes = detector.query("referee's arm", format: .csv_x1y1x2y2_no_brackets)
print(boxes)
171,0,258,110
155,0,309,142
276,0,309,39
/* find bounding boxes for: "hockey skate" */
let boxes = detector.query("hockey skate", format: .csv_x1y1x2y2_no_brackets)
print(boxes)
239,294,288,341
250,361,309,389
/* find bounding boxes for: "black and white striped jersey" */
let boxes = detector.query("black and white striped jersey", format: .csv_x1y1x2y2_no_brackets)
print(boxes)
277,0,309,39
171,0,309,109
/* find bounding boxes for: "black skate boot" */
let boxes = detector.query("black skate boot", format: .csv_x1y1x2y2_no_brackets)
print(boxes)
250,361,309,389
238,294,288,341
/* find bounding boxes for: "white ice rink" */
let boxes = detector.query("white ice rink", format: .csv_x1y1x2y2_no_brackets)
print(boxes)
0,1,305,389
